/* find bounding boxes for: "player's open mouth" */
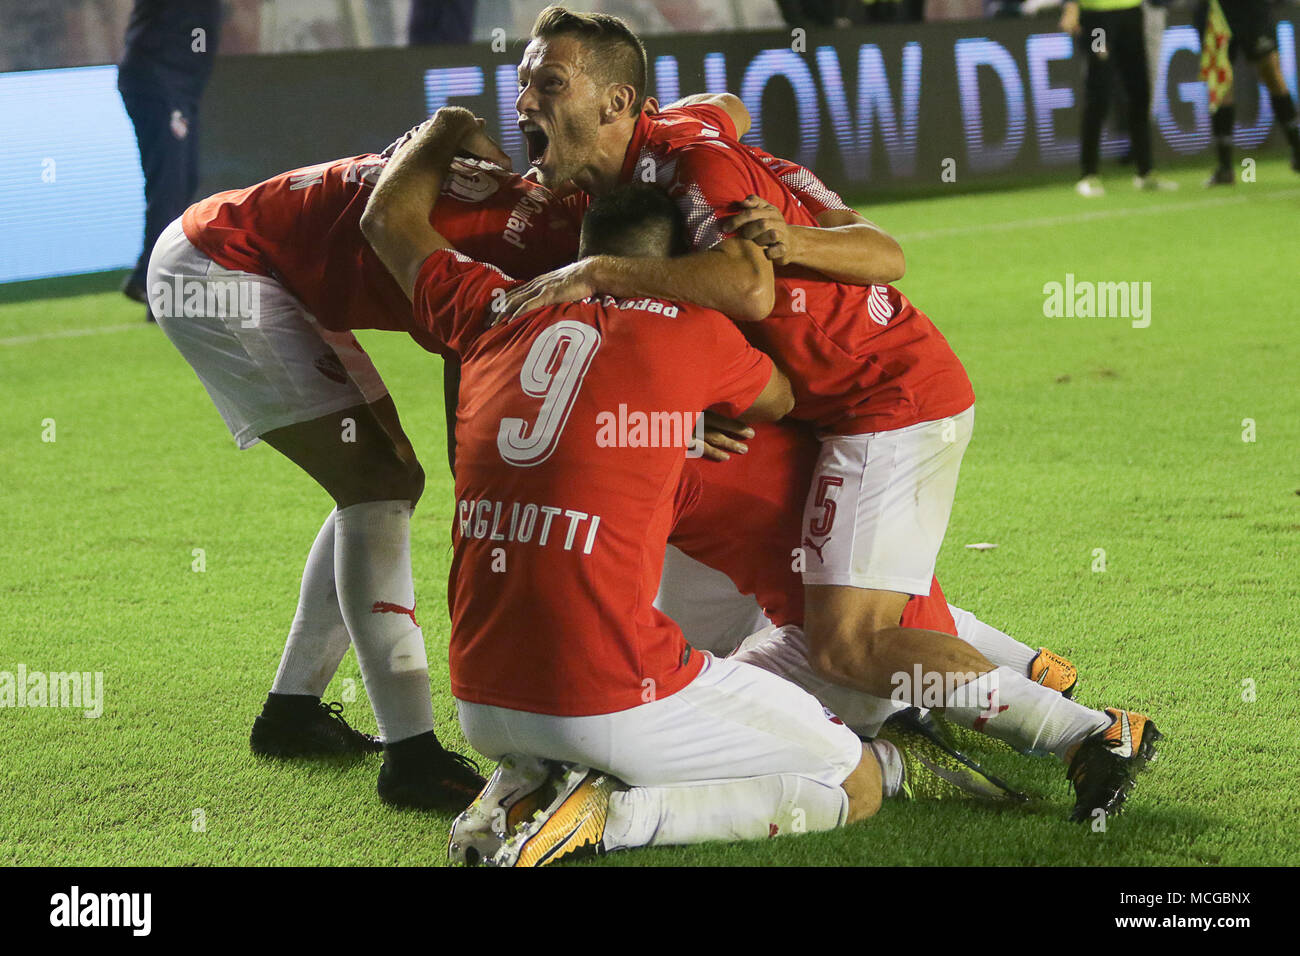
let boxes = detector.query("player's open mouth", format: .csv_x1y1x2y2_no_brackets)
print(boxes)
521,122,550,168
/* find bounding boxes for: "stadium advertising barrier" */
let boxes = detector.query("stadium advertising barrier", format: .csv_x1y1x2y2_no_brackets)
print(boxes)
2,12,1297,283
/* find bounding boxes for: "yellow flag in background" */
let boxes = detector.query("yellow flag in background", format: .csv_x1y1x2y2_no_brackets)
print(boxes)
1199,0,1234,110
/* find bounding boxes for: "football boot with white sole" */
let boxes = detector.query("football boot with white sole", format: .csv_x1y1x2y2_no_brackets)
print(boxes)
448,754,555,866
488,765,626,867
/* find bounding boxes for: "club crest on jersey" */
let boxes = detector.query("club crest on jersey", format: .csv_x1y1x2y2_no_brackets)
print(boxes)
445,157,501,202
867,285,893,326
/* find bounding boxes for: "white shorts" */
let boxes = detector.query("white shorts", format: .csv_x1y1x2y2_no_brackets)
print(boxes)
147,218,388,449
654,545,770,656
801,406,974,594
456,654,862,790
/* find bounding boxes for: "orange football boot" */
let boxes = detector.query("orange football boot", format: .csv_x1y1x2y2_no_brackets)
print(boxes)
1030,647,1078,698
1065,707,1161,822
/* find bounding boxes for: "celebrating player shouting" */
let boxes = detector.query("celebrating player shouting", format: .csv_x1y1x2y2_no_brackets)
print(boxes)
494,5,1160,816
360,107,1012,866
148,117,583,810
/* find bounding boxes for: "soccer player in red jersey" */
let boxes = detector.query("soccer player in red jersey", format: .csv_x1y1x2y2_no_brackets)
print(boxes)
147,120,579,809
490,6,1160,822
663,421,1083,743
657,156,1085,739
663,420,954,739
360,107,1014,866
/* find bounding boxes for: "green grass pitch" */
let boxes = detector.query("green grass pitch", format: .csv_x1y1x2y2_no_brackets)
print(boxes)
2,158,1298,867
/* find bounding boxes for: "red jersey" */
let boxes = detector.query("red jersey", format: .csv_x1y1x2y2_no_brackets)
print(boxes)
619,110,975,435
645,106,848,218
670,422,957,637
739,143,851,218
412,248,775,716
181,155,581,351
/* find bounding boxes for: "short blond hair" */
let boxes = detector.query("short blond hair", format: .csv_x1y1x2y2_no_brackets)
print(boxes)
531,5,648,114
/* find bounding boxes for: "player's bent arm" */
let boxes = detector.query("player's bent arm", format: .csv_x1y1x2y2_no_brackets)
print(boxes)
727,198,905,285
665,93,752,137
735,364,794,423
785,209,905,284
586,237,775,322
360,107,479,299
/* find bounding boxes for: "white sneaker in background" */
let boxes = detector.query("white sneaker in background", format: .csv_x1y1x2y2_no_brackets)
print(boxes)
1075,175,1105,198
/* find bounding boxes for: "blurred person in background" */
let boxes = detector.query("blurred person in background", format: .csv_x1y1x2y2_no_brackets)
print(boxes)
1142,0,1168,90
1060,0,1176,195
409,0,477,45
1196,0,1300,185
118,0,222,316
1113,0,1169,167
777,0,848,26
779,0,926,24
853,0,904,22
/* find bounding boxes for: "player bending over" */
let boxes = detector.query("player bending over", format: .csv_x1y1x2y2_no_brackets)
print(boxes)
362,107,1014,867
147,118,583,810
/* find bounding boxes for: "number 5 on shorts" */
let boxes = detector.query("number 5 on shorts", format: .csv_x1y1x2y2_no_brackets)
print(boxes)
808,475,843,537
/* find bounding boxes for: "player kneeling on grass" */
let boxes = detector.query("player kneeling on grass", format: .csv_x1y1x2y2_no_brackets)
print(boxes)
362,107,1023,867
663,413,1154,823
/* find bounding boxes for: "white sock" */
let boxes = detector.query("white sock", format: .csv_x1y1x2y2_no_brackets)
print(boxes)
948,604,1038,676
943,666,1110,759
730,625,905,738
603,773,848,850
869,739,904,798
271,510,353,697
334,501,434,744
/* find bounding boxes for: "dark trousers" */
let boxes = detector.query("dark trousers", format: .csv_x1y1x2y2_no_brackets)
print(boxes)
119,82,201,288
408,0,475,44
776,0,843,27
1079,6,1153,177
